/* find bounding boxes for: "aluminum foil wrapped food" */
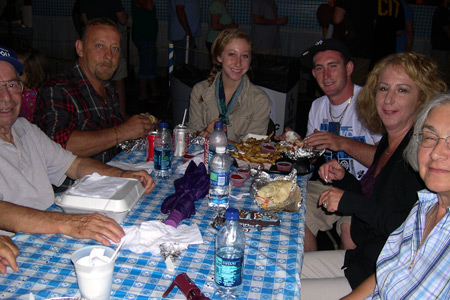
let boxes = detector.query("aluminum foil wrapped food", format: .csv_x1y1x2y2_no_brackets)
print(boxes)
118,137,148,153
250,168,302,213
278,131,325,160
190,135,205,147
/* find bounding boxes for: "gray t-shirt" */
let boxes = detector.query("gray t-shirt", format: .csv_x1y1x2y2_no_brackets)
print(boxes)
0,118,76,211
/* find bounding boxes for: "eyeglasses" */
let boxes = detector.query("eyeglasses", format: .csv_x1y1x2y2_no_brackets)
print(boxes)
0,80,23,94
416,132,450,150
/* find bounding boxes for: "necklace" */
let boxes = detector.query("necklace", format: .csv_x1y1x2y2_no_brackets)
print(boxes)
329,95,353,124
408,203,438,270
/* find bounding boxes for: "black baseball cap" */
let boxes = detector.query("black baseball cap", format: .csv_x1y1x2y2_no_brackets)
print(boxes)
0,46,23,74
300,39,351,69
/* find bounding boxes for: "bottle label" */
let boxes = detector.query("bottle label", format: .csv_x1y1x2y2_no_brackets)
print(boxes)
154,148,172,170
210,170,230,186
215,255,243,287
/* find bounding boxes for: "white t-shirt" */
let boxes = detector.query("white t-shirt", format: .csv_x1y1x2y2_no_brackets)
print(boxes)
307,85,381,180
0,118,76,211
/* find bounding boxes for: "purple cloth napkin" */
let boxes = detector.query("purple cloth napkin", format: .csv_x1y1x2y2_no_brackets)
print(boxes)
161,161,209,224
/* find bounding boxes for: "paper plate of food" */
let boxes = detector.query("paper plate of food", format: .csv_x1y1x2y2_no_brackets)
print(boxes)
229,133,321,175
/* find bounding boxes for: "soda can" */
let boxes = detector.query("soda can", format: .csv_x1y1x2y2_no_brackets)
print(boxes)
204,136,210,168
173,125,190,157
146,131,157,161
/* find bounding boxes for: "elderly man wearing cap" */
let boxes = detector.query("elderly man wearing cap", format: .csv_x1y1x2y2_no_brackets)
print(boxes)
0,46,155,273
300,39,382,252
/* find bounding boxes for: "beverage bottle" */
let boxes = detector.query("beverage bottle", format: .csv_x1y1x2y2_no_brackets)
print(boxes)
208,146,231,208
154,121,172,178
205,121,227,166
215,207,245,299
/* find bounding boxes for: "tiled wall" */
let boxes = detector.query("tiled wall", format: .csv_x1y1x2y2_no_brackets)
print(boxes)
32,0,435,38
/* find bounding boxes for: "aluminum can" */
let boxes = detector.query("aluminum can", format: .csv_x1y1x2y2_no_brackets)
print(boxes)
204,136,210,168
146,131,157,161
173,125,190,157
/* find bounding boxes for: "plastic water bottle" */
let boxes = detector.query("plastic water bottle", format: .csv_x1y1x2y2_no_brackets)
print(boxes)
208,121,227,164
154,121,172,178
215,207,245,299
208,146,231,208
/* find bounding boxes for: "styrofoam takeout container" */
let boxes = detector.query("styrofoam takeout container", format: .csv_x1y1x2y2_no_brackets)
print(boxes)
55,175,145,223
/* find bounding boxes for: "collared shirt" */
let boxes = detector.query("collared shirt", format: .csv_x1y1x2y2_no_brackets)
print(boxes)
0,118,75,215
34,62,123,164
369,190,450,299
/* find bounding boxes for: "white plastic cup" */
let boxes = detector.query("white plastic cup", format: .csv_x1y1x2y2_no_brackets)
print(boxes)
71,245,115,300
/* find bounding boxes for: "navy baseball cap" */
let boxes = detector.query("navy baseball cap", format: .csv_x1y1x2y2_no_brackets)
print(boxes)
300,39,351,69
0,46,24,73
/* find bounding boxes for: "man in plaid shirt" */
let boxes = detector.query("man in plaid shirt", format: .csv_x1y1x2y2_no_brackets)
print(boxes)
34,18,156,190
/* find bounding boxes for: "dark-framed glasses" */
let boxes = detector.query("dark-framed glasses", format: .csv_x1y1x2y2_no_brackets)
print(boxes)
415,132,450,150
0,80,23,94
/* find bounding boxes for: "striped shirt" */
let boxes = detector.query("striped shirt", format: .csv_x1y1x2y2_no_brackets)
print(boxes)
369,190,450,299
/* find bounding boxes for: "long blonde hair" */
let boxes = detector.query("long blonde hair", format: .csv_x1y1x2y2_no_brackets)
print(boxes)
207,28,252,85
356,52,447,134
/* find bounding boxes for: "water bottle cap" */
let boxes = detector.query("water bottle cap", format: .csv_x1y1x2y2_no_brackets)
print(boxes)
225,207,239,220
159,121,168,128
214,121,223,129
216,146,226,153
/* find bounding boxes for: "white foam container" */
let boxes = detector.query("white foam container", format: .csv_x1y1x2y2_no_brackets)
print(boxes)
55,175,145,223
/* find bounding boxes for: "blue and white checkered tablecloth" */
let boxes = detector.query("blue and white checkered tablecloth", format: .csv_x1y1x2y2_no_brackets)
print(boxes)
0,150,306,300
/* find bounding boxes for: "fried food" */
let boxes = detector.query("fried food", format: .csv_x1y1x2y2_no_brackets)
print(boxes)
229,134,282,166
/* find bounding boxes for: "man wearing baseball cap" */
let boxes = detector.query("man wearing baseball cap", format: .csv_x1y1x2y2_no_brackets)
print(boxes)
299,39,382,252
0,44,154,273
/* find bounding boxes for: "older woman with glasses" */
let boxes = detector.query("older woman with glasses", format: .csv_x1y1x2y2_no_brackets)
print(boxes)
342,93,450,299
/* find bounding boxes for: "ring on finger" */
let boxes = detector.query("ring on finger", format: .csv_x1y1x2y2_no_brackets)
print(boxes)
323,201,328,208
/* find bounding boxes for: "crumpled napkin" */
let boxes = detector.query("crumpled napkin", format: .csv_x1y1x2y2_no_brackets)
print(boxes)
121,220,203,256
66,172,129,198
175,156,203,174
107,160,154,174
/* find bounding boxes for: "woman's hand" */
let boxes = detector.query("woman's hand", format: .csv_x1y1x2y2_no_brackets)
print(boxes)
199,119,219,137
318,187,344,213
0,235,19,274
318,159,345,183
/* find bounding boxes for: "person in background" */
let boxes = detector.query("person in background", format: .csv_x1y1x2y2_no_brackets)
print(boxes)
332,0,377,86
188,28,270,143
206,0,238,53
169,0,202,68
299,39,382,252
80,0,129,117
431,0,450,83
0,46,155,272
0,235,18,274
251,0,288,55
34,18,155,191
301,52,447,300
132,0,160,103
342,93,450,299
396,0,414,53
16,47,49,122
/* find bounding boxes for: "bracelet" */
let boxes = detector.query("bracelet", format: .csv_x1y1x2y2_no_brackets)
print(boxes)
113,127,119,145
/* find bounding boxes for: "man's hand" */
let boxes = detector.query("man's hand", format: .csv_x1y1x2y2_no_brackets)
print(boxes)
0,235,19,274
277,16,288,25
121,170,155,195
116,114,154,141
304,129,344,152
61,213,125,246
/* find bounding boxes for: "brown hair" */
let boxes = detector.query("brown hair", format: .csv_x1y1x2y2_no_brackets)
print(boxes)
16,47,49,90
207,28,252,85
81,17,120,44
356,52,447,134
